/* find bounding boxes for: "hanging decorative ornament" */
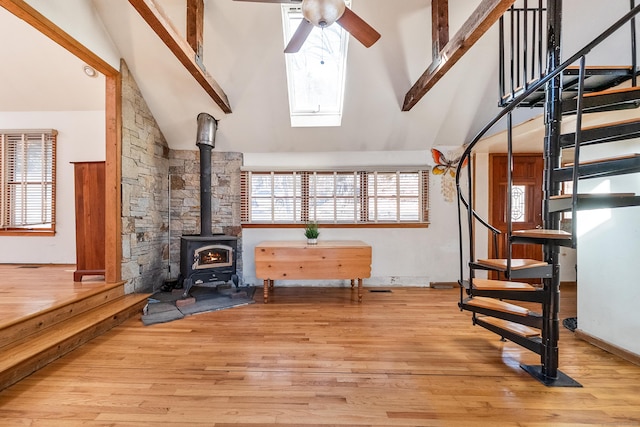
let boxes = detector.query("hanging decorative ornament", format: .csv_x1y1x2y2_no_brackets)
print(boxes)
302,0,346,28
431,146,468,203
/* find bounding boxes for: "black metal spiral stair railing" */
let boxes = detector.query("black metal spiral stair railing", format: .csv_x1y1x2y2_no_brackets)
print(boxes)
455,2,640,387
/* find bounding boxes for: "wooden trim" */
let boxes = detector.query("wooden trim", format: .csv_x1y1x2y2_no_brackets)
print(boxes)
128,0,232,114
0,230,55,236
1,1,122,284
242,223,430,229
105,72,122,284
403,0,516,111
0,0,117,76
575,329,640,367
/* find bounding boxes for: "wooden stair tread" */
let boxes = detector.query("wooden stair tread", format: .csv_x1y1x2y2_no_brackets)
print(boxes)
479,317,541,338
565,65,633,71
512,229,572,240
472,278,536,291
550,192,635,200
0,294,148,371
582,86,640,98
0,281,125,331
579,117,640,132
465,297,530,316
476,258,548,271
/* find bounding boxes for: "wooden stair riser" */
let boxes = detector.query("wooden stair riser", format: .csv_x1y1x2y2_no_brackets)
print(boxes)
474,318,543,355
0,295,148,391
0,285,125,350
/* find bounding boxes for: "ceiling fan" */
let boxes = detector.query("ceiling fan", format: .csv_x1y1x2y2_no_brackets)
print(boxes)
233,0,381,53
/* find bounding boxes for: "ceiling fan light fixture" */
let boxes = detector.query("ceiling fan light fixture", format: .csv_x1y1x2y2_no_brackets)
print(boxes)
302,0,345,28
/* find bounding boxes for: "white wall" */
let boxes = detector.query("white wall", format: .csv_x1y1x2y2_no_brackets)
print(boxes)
576,139,640,356
241,151,461,287
24,0,121,69
0,111,105,264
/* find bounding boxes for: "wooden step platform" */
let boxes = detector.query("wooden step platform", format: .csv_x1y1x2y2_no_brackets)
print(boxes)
0,281,125,349
465,297,530,316
478,316,541,338
472,278,536,291
0,285,149,391
475,258,548,271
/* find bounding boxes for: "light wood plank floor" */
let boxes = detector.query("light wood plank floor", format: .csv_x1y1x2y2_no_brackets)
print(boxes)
1,283,640,426
0,264,109,327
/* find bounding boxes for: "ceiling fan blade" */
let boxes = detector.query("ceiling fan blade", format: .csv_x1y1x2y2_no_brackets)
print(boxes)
336,7,381,48
232,0,300,3
284,19,314,53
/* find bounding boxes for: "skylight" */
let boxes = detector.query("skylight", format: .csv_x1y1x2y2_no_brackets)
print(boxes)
281,2,350,127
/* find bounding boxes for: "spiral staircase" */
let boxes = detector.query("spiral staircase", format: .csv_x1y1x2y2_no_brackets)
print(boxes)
456,1,640,386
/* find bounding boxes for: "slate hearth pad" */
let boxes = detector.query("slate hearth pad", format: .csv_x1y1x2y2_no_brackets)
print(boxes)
141,285,255,326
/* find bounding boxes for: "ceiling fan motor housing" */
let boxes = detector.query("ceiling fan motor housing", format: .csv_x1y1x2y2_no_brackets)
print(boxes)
302,0,346,28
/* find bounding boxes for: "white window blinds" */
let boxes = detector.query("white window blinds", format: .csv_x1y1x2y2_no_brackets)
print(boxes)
0,130,57,231
241,169,429,225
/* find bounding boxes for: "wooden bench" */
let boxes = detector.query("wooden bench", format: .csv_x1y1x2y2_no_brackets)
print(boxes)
254,240,372,303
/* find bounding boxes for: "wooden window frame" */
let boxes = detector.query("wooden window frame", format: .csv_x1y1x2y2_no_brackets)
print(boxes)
0,129,57,236
241,168,430,228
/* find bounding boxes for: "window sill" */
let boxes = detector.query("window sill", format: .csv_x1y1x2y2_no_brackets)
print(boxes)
0,229,55,236
242,223,429,229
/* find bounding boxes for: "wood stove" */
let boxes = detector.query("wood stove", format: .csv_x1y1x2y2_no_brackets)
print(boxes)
180,234,238,296
179,113,238,298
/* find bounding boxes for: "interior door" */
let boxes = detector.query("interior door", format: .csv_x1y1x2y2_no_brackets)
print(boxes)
489,154,544,278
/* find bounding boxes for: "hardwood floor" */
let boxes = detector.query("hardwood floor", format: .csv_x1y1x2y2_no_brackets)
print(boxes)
0,264,110,327
1,282,639,426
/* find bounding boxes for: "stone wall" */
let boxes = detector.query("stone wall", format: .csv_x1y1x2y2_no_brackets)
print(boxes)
168,150,243,283
119,60,243,292
120,60,170,293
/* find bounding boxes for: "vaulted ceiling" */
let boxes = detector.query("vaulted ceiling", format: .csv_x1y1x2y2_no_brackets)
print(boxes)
1,0,631,153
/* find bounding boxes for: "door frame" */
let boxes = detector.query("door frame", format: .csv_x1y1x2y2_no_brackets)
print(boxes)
2,0,122,283
488,152,544,262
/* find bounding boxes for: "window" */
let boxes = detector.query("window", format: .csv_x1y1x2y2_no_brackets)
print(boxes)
281,2,350,127
0,130,56,234
241,169,429,226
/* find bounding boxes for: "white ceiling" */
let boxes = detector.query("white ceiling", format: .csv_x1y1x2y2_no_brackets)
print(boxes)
1,0,632,153
0,6,105,112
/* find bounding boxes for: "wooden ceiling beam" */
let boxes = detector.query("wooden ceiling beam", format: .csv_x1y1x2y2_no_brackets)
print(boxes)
129,0,232,114
403,0,516,111
186,0,204,58
431,0,449,62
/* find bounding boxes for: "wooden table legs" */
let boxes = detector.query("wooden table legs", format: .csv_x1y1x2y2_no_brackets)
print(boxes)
262,279,362,303
263,279,274,303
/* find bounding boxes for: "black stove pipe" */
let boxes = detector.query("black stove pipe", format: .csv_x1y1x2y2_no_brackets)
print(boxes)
195,112,218,237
